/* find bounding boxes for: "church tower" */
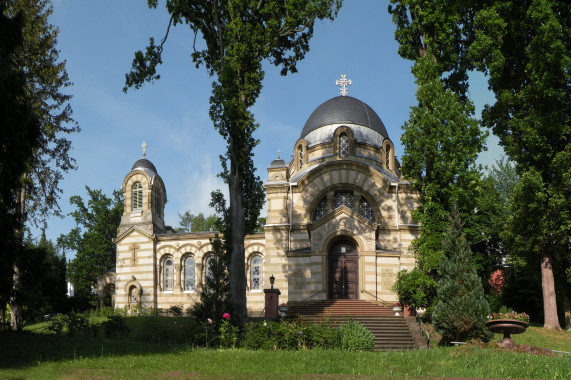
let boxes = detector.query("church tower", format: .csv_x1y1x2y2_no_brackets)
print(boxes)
118,142,167,236
113,143,168,311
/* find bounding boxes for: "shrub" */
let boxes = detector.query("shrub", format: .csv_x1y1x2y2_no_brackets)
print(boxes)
101,315,128,338
337,320,374,351
166,305,183,317
392,268,437,310
219,320,240,348
306,316,338,349
47,313,89,336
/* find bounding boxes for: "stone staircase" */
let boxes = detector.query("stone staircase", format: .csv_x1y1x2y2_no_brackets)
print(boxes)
285,299,417,351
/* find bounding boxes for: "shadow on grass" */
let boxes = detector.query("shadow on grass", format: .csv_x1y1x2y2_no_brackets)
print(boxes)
0,331,190,370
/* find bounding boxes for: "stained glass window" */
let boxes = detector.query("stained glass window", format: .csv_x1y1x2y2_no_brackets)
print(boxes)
313,198,328,221
132,182,143,210
299,146,303,168
334,192,354,210
205,256,214,284
360,199,376,223
340,134,349,157
251,256,262,290
164,258,174,291
184,256,195,292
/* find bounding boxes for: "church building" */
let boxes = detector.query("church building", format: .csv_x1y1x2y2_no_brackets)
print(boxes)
98,77,420,315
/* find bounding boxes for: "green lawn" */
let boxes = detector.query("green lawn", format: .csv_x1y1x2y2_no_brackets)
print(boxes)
1,325,569,379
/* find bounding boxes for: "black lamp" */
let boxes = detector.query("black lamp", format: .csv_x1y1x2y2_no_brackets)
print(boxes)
270,274,275,289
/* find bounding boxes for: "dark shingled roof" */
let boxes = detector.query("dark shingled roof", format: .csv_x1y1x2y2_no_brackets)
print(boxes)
131,158,157,173
300,96,388,139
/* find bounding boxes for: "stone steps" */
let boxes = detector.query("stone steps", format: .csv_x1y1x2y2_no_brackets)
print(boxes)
285,300,416,351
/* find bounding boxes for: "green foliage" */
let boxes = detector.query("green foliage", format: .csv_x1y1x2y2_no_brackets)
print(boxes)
47,312,89,337
392,269,436,309
242,316,337,350
470,0,570,328
468,158,518,293
432,210,491,345
4,0,79,228
388,0,477,96
336,320,374,351
219,319,240,348
16,235,68,324
189,234,233,335
400,58,486,276
165,305,183,317
59,187,123,306
100,315,128,339
0,0,41,323
176,211,218,233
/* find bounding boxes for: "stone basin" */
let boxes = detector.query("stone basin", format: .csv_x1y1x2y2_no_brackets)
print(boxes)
486,319,529,347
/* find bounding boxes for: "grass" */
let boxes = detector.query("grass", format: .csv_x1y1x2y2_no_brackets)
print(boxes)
2,321,570,379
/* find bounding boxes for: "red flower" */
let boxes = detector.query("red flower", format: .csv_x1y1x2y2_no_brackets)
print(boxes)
223,313,230,319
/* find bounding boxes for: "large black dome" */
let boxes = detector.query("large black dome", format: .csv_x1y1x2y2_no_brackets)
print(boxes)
300,96,388,139
131,158,157,173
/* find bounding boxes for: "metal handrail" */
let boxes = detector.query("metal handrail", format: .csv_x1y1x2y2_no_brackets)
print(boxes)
412,306,430,349
360,290,392,307
287,290,324,305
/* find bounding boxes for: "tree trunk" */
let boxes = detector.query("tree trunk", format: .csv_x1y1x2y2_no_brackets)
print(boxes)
10,180,26,331
9,262,22,331
563,287,570,330
0,297,6,330
229,144,248,323
540,253,561,330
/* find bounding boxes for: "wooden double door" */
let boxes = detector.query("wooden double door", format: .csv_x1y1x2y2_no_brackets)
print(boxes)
328,240,359,299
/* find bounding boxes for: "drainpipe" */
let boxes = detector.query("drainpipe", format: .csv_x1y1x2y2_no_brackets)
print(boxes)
288,183,293,252
391,183,401,271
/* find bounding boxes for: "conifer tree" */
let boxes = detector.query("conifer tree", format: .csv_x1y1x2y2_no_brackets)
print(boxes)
432,208,491,345
190,234,233,335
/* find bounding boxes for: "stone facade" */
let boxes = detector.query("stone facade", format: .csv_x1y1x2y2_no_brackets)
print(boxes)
100,94,420,316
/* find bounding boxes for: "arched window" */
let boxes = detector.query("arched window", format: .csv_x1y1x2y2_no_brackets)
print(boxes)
204,255,214,285
385,145,391,169
153,186,161,215
184,256,195,292
334,192,354,211
132,182,143,210
163,258,174,291
129,286,137,303
250,256,262,290
313,198,328,221
339,134,349,157
298,145,304,168
360,199,376,223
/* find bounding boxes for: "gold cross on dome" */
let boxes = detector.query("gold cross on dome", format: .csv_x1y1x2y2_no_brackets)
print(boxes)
336,74,352,96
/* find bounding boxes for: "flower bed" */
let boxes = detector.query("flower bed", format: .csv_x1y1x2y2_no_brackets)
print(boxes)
487,311,530,323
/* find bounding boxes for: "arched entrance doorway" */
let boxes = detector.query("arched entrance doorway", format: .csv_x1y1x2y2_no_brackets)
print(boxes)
328,240,359,299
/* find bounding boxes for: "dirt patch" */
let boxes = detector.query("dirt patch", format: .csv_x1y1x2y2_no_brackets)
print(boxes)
465,341,561,357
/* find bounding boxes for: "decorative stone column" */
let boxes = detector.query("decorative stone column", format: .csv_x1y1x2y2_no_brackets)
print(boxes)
264,274,281,320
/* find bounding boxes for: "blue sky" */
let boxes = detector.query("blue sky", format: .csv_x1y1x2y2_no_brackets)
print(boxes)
41,0,500,249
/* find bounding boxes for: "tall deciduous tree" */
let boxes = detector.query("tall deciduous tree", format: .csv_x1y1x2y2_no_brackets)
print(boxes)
0,0,41,330
400,58,486,275
4,0,78,330
124,0,342,322
59,187,123,308
470,0,570,330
